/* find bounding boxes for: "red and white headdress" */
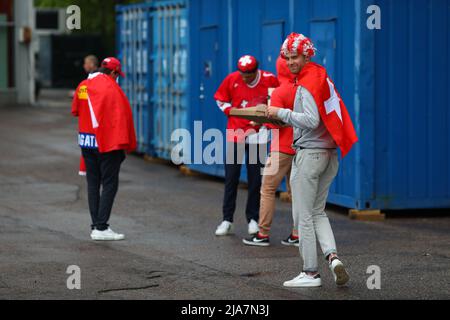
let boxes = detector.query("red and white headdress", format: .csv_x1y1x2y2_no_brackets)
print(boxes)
280,33,316,58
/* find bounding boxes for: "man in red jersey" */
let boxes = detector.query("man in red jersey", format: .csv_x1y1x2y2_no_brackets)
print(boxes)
72,57,136,241
243,56,299,247
214,55,279,237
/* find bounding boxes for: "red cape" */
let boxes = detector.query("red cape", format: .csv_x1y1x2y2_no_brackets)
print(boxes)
296,62,358,157
86,74,137,153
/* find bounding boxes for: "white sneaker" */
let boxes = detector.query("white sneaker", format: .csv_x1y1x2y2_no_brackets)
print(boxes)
215,221,234,236
248,219,259,235
91,228,125,241
283,272,322,288
329,258,349,286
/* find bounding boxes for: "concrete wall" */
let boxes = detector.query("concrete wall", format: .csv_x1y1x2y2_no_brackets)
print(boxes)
14,0,35,105
0,0,36,106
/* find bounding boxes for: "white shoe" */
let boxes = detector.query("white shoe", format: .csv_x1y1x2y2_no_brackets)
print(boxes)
248,219,259,235
283,272,322,288
215,221,234,236
91,228,125,241
329,258,349,286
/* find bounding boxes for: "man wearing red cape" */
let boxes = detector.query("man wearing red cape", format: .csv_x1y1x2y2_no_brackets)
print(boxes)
72,57,136,241
267,33,358,288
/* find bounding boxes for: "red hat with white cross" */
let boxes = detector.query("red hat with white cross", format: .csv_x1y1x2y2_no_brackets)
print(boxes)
237,55,259,73
101,57,125,77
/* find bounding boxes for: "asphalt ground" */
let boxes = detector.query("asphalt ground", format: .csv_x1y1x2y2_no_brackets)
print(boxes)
0,102,449,300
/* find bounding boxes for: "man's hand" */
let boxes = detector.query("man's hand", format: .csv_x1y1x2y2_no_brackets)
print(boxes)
266,106,281,119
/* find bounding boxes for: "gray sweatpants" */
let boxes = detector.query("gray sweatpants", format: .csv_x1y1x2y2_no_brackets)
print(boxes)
290,148,339,273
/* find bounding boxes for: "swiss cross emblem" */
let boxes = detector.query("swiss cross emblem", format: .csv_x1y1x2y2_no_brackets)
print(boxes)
241,100,248,108
324,78,343,123
239,55,253,67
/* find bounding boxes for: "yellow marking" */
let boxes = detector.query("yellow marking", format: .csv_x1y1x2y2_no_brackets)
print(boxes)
78,85,88,100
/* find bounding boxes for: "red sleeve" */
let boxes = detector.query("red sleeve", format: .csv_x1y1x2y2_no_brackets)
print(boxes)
214,74,232,103
223,105,233,116
264,87,285,129
215,74,237,116
262,71,280,89
71,85,80,117
269,75,280,88
270,87,284,108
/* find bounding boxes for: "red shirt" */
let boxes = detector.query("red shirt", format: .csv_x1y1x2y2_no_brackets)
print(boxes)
71,80,98,149
266,82,297,155
214,70,279,143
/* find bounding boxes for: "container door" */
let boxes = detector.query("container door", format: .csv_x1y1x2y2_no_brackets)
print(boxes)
152,3,189,160
189,25,224,176
152,6,166,158
135,8,151,154
139,9,151,155
119,9,137,150
310,20,338,195
198,26,222,131
310,20,336,79
117,6,153,155
261,22,284,73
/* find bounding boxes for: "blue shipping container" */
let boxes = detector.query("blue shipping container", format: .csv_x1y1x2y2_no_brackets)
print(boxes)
117,1,189,157
116,5,153,154
117,0,450,211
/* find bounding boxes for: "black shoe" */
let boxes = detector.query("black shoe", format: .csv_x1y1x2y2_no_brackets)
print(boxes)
243,233,270,247
281,234,299,247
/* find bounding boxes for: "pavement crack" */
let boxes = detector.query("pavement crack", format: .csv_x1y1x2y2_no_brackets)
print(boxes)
146,270,165,275
240,272,262,278
98,284,159,294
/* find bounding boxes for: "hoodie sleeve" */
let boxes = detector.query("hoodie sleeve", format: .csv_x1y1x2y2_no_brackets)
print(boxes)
277,86,320,130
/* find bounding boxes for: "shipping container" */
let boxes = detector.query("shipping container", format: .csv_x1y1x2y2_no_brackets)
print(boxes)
117,1,189,156
117,0,450,211
116,5,153,153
